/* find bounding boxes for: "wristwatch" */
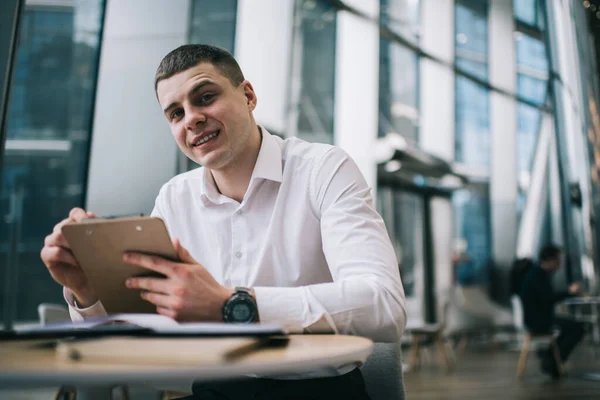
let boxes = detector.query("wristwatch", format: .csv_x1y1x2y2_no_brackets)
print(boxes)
222,287,259,323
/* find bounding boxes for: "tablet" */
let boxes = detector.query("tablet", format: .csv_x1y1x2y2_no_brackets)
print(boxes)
62,216,178,314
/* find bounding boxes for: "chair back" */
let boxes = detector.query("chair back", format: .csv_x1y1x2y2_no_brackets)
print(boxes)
37,303,70,326
360,342,405,400
511,295,524,332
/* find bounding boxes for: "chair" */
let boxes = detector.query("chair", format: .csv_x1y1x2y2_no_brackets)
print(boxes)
516,332,563,380
360,342,406,400
405,301,454,373
37,304,131,400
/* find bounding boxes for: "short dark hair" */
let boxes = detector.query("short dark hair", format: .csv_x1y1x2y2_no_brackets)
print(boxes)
539,244,561,262
154,44,245,91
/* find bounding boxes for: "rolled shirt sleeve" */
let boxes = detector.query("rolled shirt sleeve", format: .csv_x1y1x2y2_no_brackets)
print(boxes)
63,287,107,322
255,147,407,342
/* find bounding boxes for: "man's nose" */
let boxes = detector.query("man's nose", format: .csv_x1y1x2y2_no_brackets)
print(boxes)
184,109,207,129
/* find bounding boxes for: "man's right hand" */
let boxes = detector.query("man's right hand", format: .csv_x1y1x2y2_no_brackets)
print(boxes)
40,207,98,307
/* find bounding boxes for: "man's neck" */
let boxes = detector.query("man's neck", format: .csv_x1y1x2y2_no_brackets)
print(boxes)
210,125,262,203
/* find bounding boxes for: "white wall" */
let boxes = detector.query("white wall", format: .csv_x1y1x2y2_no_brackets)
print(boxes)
85,0,188,216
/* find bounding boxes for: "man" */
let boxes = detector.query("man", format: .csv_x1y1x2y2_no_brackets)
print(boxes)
40,44,406,399
520,244,585,379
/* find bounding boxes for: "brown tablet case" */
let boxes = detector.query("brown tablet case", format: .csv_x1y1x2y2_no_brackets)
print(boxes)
62,217,178,314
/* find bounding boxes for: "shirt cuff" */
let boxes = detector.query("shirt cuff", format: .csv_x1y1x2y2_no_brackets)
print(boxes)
63,287,107,322
253,286,336,334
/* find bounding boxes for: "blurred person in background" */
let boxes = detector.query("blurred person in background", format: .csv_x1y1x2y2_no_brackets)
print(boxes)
520,244,585,379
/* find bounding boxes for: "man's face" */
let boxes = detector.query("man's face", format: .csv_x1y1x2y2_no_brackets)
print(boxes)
548,255,561,272
157,63,257,170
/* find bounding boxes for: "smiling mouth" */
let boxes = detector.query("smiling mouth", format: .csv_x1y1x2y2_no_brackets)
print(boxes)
193,130,220,147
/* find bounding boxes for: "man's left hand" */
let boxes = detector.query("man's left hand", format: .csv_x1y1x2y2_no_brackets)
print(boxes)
123,238,233,321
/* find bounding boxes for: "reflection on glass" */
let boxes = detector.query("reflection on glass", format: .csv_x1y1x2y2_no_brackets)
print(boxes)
1,1,105,324
380,0,420,42
453,184,491,286
455,0,489,167
293,0,336,144
379,38,418,141
377,188,423,297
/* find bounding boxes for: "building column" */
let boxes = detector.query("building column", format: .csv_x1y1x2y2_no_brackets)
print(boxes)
488,0,517,300
333,0,379,190
419,0,455,305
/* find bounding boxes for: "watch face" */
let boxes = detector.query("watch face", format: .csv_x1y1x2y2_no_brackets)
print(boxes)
232,302,252,322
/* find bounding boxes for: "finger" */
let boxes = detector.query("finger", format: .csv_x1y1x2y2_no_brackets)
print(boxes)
140,291,173,309
45,230,69,248
122,253,174,276
156,306,177,319
86,211,97,218
41,246,79,267
171,238,197,264
69,207,89,222
126,276,170,294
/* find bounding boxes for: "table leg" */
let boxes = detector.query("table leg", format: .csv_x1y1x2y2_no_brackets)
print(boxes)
76,386,115,400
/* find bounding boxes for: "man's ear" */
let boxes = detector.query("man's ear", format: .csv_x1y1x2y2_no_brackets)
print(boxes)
242,80,257,111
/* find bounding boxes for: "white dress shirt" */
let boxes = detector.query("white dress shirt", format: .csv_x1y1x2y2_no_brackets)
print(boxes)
65,129,406,344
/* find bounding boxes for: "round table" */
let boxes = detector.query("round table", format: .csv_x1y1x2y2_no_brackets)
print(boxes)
0,334,373,399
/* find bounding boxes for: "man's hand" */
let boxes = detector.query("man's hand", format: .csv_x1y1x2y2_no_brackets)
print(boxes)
40,207,98,307
568,282,582,295
123,238,233,321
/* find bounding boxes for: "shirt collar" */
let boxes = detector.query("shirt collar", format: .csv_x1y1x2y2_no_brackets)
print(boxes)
250,127,283,183
201,126,283,204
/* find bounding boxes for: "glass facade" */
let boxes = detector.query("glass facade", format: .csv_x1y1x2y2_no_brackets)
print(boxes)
1,1,105,324
455,0,490,167
453,0,492,286
453,183,492,286
514,7,549,222
292,0,337,144
189,0,237,53
377,188,422,297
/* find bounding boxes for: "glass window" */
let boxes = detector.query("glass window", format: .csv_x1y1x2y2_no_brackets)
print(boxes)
1,1,105,325
378,38,419,141
455,77,490,167
377,188,423,298
513,0,544,29
455,0,488,81
380,0,420,42
455,0,489,167
189,0,237,52
292,0,337,144
515,32,549,223
453,183,492,286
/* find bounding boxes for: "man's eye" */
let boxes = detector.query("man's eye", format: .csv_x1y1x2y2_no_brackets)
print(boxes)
199,93,215,103
170,109,184,120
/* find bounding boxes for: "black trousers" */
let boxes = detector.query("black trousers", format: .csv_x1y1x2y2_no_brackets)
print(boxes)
177,368,371,400
552,317,585,361
536,317,585,363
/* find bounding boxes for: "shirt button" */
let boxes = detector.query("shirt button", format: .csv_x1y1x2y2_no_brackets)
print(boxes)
236,209,243,215
235,251,243,259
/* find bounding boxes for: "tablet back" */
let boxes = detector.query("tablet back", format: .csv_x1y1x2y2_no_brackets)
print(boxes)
62,217,178,314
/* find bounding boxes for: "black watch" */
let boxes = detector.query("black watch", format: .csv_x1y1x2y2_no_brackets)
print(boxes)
222,287,259,323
